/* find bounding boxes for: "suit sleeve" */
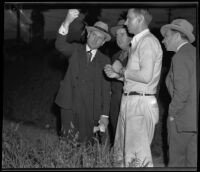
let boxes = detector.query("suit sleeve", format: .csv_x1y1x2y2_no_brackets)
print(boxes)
102,57,111,116
169,54,191,117
55,32,75,58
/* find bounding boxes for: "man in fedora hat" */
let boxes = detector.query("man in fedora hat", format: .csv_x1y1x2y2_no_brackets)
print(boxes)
108,19,132,147
160,19,197,167
104,8,163,167
55,9,111,144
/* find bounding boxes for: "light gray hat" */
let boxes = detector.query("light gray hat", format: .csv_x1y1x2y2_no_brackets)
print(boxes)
160,19,195,43
86,21,111,42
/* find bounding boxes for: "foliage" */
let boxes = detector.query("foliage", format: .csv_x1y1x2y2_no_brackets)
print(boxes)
2,120,114,168
2,120,156,168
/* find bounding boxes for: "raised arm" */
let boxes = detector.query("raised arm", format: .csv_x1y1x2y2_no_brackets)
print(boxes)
55,9,80,57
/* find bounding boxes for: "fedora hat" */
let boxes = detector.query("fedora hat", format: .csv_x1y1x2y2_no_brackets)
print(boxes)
160,19,195,43
86,21,111,42
110,19,125,36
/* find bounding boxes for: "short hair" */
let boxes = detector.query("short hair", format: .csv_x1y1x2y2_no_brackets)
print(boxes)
130,8,152,26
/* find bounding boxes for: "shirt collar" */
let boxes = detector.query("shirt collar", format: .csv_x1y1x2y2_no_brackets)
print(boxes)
86,44,97,54
131,29,150,45
176,42,188,52
86,44,97,61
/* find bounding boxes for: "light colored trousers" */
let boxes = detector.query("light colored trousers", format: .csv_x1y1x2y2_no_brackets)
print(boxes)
114,95,159,167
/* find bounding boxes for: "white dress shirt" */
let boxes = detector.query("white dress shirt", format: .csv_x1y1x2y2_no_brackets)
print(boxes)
86,45,97,62
123,29,163,94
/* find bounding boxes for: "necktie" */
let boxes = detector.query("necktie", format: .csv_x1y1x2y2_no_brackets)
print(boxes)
86,50,92,63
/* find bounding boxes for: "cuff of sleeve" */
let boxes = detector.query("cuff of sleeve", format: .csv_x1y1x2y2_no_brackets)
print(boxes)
101,115,109,118
58,23,68,35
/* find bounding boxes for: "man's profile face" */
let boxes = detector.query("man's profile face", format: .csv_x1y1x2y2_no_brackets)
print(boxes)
125,9,139,35
162,29,178,52
87,30,106,49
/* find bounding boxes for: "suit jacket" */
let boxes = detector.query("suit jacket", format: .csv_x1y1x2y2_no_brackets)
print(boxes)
54,33,111,122
166,43,197,132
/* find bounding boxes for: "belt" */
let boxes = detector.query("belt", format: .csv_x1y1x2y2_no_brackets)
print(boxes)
123,91,156,96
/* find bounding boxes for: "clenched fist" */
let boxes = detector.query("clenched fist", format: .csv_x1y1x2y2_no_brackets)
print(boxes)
64,9,80,25
104,64,120,79
112,60,123,73
99,115,109,132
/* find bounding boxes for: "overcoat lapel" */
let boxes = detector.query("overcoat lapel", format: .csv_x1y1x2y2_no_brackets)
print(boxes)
78,44,87,73
76,44,95,115
71,44,87,87
93,50,102,122
93,50,101,84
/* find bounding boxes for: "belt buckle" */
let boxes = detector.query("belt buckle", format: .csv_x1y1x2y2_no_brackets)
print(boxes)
138,92,145,96
124,92,129,96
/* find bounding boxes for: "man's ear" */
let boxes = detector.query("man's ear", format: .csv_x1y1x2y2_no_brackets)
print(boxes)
87,31,91,38
101,40,106,46
176,32,182,40
137,15,144,24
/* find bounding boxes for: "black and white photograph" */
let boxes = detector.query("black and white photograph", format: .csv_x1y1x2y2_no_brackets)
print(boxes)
3,1,199,170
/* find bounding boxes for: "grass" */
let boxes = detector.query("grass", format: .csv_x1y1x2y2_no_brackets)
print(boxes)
2,120,115,168
2,119,155,168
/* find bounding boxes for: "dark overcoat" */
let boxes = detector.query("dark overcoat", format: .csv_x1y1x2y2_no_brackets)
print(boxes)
166,43,197,132
54,33,111,141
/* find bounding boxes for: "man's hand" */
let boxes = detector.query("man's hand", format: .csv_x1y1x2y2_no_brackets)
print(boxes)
112,60,123,73
64,9,80,26
104,64,120,78
169,116,175,121
99,115,109,132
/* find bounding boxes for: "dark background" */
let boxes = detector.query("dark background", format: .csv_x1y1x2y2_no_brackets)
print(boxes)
3,2,199,165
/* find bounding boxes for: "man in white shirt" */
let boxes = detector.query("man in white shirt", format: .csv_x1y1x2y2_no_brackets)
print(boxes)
104,8,163,167
55,9,111,144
